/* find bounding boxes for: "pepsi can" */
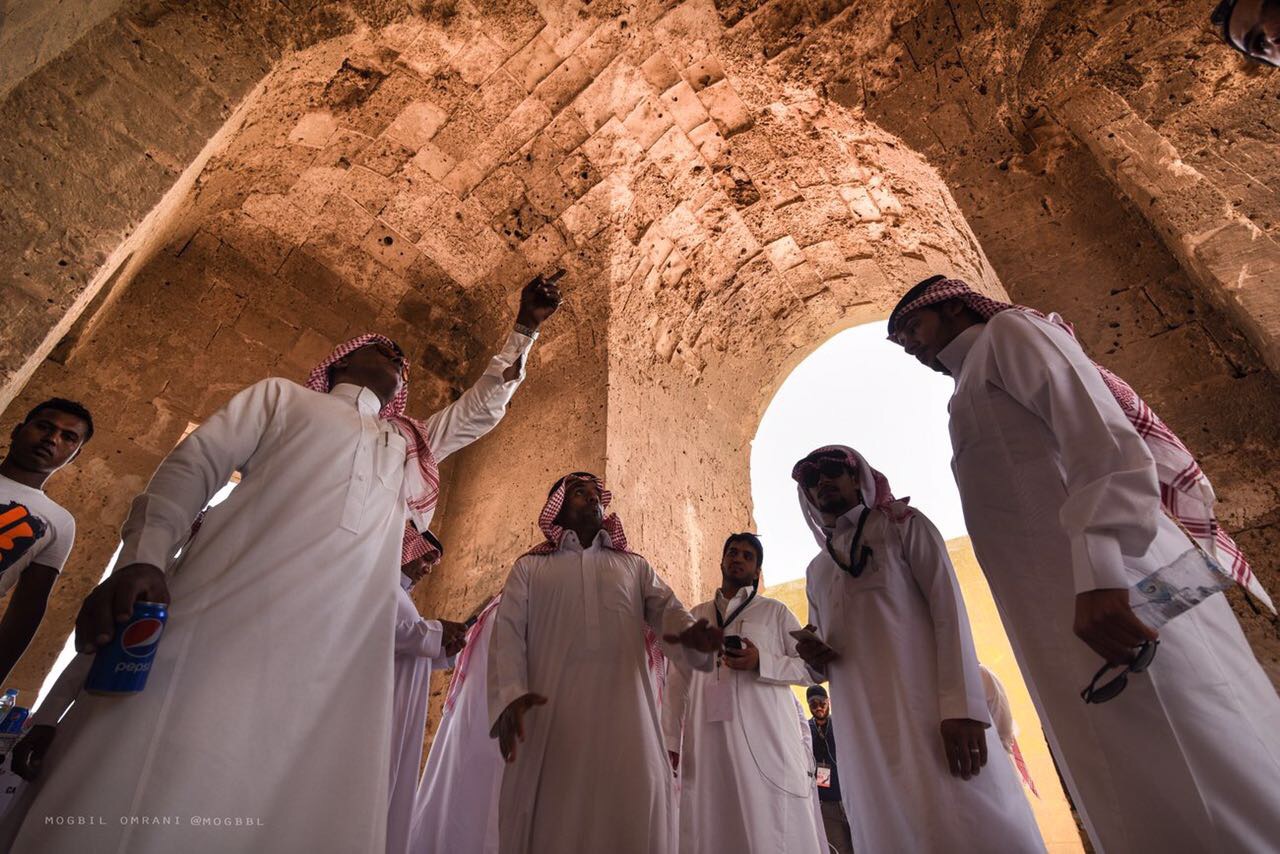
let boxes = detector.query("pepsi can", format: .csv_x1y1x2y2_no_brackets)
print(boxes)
85,601,167,695
0,707,28,734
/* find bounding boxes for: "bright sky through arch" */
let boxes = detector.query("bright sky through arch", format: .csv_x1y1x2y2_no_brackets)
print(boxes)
749,321,965,587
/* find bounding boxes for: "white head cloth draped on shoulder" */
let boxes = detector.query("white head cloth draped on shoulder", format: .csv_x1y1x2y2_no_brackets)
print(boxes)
306,333,442,564
791,444,914,548
887,277,1273,611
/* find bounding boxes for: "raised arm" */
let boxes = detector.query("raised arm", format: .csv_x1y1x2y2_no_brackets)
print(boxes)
424,276,560,461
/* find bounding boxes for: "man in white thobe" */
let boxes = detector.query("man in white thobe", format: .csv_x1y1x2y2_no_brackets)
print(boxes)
889,275,1280,853
410,594,504,854
11,277,561,853
792,446,1044,853
387,535,465,854
662,532,821,854
487,473,722,854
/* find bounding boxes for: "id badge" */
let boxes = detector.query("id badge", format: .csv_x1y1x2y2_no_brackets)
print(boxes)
705,671,733,722
816,764,832,788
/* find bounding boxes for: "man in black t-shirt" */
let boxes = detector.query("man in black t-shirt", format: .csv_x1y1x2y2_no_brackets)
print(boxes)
808,684,853,854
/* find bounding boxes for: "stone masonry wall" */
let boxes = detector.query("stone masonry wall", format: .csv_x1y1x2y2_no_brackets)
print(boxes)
2,0,1279,745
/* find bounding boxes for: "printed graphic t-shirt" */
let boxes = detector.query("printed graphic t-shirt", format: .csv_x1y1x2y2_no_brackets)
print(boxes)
0,473,75,597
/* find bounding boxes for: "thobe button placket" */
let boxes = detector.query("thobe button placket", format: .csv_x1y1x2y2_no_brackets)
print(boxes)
339,391,381,534
582,541,601,652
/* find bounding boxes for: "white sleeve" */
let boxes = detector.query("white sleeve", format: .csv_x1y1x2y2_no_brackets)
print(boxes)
986,312,1162,593
396,617,444,659
487,558,532,731
754,604,815,687
803,565,828,684
980,665,1017,748
118,379,286,571
640,559,712,673
901,512,990,724
423,331,535,462
661,654,690,754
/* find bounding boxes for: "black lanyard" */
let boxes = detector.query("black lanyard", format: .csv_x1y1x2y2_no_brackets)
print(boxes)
814,721,835,767
715,586,757,628
825,506,873,577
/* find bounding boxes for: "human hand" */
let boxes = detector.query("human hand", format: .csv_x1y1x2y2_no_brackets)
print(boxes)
794,624,837,671
723,637,760,672
492,692,547,763
515,271,564,330
940,718,988,780
664,618,724,653
11,724,56,781
76,563,169,653
440,620,468,657
1074,588,1158,665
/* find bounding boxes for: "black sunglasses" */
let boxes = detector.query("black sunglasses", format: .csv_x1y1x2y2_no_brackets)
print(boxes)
799,458,851,488
1080,640,1159,704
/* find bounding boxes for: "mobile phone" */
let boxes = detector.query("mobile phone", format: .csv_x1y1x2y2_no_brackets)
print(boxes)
789,628,823,645
723,635,743,651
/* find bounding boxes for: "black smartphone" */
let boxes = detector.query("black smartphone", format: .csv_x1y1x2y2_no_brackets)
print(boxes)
723,635,743,651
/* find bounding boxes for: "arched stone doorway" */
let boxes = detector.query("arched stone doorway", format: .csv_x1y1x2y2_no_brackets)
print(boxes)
2,4,1277,811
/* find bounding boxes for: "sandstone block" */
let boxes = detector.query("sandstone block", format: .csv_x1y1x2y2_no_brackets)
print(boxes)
506,33,561,92
289,111,339,148
384,100,450,150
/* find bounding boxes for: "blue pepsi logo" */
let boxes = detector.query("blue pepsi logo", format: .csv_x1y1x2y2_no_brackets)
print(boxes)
120,618,164,658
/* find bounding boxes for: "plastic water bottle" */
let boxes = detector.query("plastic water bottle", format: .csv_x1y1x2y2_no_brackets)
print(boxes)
0,691,15,722
0,690,16,757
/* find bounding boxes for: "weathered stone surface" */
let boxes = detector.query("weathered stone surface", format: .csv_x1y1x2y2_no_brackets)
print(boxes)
4,3,1280,816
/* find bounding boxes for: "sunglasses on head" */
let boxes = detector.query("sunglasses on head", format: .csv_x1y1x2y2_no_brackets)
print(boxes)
799,458,852,488
1080,640,1159,704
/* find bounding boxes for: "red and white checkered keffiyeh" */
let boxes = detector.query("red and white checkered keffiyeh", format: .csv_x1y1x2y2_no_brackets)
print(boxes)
1010,737,1039,798
523,474,632,556
889,278,1274,611
306,333,442,564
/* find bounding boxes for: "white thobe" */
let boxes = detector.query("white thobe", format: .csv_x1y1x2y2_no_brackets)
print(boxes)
941,310,1280,853
411,599,503,854
806,505,1044,853
487,530,708,854
979,664,1016,753
387,579,451,854
13,331,534,854
663,590,821,854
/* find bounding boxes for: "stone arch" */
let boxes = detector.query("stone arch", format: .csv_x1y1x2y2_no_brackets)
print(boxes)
2,0,1278,711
